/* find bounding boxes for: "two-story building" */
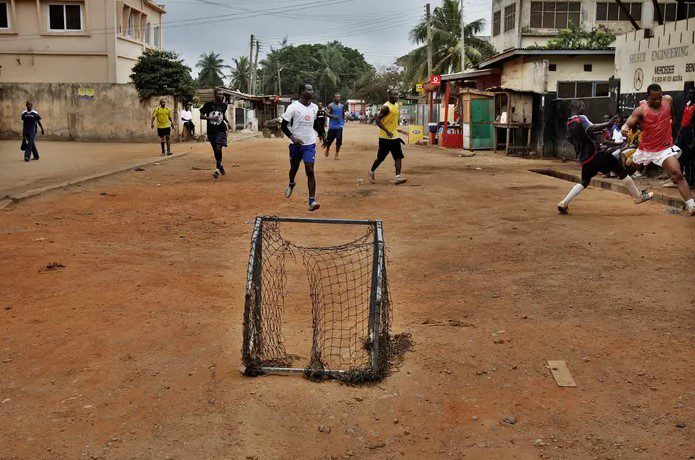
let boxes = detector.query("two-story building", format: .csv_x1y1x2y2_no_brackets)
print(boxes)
0,0,165,83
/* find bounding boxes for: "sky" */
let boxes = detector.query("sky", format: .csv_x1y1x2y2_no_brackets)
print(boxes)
161,0,493,77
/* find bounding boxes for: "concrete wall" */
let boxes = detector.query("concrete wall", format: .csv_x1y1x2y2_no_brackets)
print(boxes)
500,54,614,92
0,83,173,141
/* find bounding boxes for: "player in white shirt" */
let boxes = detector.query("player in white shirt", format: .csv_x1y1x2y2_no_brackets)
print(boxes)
280,83,326,211
180,103,194,139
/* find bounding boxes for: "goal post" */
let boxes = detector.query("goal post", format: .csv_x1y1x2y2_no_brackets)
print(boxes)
242,216,393,383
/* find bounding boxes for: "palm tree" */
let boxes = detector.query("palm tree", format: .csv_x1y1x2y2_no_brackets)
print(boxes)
196,52,230,88
402,0,496,86
229,56,250,91
312,46,346,103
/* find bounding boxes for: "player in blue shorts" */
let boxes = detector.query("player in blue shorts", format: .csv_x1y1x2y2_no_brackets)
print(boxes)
325,93,347,159
281,83,326,211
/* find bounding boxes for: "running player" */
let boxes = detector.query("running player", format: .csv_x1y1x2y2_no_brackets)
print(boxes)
621,84,695,215
281,83,326,211
558,99,653,214
151,99,173,156
369,89,408,185
325,93,346,159
200,89,230,179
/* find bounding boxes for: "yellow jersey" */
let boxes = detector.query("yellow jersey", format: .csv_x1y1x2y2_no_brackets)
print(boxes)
378,101,400,139
152,107,172,129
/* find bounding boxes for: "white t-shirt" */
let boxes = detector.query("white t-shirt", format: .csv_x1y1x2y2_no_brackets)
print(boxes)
281,101,318,145
612,127,625,143
181,109,192,121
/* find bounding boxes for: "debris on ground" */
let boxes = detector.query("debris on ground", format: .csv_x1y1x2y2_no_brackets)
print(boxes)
99,192,116,197
548,360,577,387
42,262,65,272
502,416,517,426
134,167,146,172
459,153,476,158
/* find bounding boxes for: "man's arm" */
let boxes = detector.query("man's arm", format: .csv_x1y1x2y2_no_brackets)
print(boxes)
151,111,156,128
326,105,339,121
37,118,44,135
199,103,210,120
313,117,326,139
281,118,302,145
621,106,643,137
667,95,678,137
375,106,393,138
585,116,618,133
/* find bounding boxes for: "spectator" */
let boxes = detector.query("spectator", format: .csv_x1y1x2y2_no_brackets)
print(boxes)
674,88,695,186
21,101,44,162
180,103,195,140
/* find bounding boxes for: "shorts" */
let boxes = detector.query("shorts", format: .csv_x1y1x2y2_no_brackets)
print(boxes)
208,130,228,147
157,127,171,137
632,145,681,167
376,138,404,161
289,143,316,163
326,128,343,146
581,152,627,186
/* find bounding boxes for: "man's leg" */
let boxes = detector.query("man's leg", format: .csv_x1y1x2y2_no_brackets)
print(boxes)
23,133,32,161
608,154,653,203
334,129,342,159
559,162,595,212
662,156,695,212
305,162,316,198
160,135,166,155
395,158,402,176
285,149,302,198
165,134,171,155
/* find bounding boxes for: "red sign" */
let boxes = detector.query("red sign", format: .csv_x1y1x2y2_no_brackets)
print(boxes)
429,75,442,86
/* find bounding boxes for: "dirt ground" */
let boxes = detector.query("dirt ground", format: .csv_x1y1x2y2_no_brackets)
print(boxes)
1,124,693,459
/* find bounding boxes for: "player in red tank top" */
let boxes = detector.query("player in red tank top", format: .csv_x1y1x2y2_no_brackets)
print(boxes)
622,83,695,215
675,88,695,189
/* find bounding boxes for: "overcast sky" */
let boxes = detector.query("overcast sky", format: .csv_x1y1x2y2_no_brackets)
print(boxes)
161,0,493,77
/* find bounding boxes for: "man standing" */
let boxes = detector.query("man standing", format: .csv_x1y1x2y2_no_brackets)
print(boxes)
558,100,653,214
180,103,195,141
21,101,44,162
622,84,695,215
316,102,328,136
325,93,346,159
368,89,408,185
151,99,173,156
200,89,230,179
675,88,695,187
281,83,326,211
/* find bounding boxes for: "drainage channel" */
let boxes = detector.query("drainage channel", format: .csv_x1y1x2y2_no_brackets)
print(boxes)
530,168,686,210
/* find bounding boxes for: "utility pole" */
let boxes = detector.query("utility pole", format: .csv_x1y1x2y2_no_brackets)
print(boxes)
460,0,465,72
247,34,254,94
425,3,432,77
277,66,283,96
252,39,260,95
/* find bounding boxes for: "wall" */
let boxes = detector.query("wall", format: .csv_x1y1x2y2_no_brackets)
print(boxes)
0,83,174,141
491,0,520,52
500,54,615,92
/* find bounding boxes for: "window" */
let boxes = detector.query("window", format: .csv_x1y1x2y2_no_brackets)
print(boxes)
145,21,151,44
126,11,134,37
48,3,82,31
493,10,501,36
0,2,8,29
584,64,592,71
657,2,695,21
153,25,159,47
596,2,642,21
557,81,611,98
548,63,557,71
504,4,516,32
530,2,580,28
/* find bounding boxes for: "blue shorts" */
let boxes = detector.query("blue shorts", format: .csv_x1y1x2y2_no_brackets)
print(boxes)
289,143,316,163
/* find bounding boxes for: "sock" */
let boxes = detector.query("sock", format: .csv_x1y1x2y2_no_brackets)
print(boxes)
622,176,642,200
560,184,585,207
160,142,165,153
686,198,695,210
309,196,315,204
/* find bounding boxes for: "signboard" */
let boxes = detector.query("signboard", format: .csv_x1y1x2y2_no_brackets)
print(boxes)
429,75,442,86
416,82,425,93
77,87,94,100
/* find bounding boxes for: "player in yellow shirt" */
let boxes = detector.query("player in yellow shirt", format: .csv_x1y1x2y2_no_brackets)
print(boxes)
368,89,408,185
151,99,174,156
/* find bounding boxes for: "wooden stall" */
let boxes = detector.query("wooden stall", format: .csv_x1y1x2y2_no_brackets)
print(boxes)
459,88,494,150
490,88,534,155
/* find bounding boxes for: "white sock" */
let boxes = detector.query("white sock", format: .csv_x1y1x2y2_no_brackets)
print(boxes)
622,176,642,200
560,184,585,207
686,199,695,210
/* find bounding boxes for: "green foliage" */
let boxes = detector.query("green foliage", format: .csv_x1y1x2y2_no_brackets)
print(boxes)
258,41,373,102
130,49,196,103
529,26,616,50
354,67,405,105
229,56,250,91
401,0,497,86
196,52,230,88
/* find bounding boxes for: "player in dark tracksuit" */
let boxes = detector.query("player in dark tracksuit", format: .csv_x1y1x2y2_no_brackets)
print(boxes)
21,101,44,162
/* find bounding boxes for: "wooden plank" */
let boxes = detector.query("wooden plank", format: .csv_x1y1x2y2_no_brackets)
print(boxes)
548,360,576,387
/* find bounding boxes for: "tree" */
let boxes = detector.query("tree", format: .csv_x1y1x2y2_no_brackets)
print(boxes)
354,67,405,105
130,49,196,103
312,46,347,102
531,26,615,50
196,52,230,88
229,56,250,91
401,0,496,86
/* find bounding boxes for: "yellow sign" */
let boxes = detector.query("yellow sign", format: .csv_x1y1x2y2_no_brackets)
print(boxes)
416,82,425,93
77,87,94,100
408,125,424,144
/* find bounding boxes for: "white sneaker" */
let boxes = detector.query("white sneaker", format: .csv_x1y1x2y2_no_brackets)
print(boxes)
308,199,320,211
284,182,295,198
632,171,643,178
634,191,654,204
662,180,677,188
394,175,407,185
687,205,695,216
368,171,375,184
213,168,220,179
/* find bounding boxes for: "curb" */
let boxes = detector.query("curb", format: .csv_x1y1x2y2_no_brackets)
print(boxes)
530,168,686,209
0,132,261,210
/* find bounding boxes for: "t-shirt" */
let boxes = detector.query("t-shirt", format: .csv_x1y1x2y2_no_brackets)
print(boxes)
682,101,695,128
281,100,318,145
566,114,598,164
21,110,41,134
611,126,625,143
328,102,344,129
200,101,228,134
152,107,172,129
181,109,193,122
316,109,327,129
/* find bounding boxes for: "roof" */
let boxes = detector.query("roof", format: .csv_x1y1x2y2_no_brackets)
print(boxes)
441,68,500,82
144,0,166,13
197,88,281,102
478,48,615,69
486,86,539,95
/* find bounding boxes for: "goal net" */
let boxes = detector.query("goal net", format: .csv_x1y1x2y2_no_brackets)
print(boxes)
242,216,400,383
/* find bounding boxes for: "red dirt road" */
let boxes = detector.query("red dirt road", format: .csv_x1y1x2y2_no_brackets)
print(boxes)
1,124,693,459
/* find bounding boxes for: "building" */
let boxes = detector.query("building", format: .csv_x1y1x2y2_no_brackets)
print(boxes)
491,0,695,52
0,0,165,83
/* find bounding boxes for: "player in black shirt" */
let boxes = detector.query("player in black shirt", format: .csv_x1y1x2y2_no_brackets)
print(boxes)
200,89,230,179
316,102,328,143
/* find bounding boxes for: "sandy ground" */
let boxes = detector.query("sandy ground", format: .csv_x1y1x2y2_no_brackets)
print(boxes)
1,124,693,459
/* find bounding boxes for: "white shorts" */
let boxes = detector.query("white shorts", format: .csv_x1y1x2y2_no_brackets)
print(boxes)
632,145,681,167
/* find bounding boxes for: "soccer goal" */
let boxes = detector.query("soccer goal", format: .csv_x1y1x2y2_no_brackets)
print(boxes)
242,216,394,383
